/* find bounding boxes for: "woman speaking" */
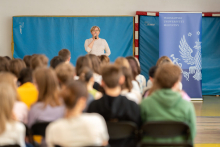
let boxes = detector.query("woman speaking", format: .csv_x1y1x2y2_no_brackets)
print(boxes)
84,26,111,56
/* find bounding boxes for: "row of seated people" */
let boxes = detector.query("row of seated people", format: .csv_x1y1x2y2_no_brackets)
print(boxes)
0,49,196,147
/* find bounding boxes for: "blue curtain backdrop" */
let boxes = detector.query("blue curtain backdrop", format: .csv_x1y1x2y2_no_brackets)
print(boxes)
13,16,133,65
139,16,220,95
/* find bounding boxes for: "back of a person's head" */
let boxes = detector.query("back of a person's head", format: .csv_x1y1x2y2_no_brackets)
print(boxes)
99,55,110,65
55,63,75,85
18,68,33,85
149,63,182,95
4,56,11,61
33,67,60,106
23,55,32,68
156,56,173,67
0,57,10,72
60,80,88,110
114,57,130,69
121,66,133,92
0,83,16,135
149,66,157,78
76,56,92,76
0,72,19,100
101,64,122,88
9,59,26,78
87,54,101,74
79,67,93,83
58,49,71,62
30,54,48,70
126,56,140,79
50,56,65,69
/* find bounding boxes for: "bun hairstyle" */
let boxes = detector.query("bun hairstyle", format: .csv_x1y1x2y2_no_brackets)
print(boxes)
79,67,93,83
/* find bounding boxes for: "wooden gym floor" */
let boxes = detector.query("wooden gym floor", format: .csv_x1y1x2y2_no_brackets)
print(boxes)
193,96,220,147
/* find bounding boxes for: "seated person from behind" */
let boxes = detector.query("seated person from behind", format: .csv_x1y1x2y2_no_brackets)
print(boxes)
87,64,141,147
58,49,71,63
140,63,196,143
46,80,109,147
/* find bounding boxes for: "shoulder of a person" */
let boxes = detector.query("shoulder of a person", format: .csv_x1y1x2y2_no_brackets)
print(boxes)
81,113,106,126
85,38,93,42
15,101,28,109
13,121,25,132
47,118,65,130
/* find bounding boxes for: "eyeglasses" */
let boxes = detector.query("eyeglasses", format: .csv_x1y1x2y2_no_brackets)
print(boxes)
92,30,100,32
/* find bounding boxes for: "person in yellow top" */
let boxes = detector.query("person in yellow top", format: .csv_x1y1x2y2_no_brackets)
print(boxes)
17,68,38,109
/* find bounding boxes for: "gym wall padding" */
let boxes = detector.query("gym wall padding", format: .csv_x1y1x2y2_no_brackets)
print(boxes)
139,16,220,95
13,16,134,64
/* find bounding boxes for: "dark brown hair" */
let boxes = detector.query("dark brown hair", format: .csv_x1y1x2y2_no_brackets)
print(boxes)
9,59,26,78
0,57,10,72
148,63,182,95
87,54,101,74
33,67,61,107
18,68,33,85
121,67,133,92
76,56,92,76
50,56,65,69
101,64,122,88
126,56,140,80
23,55,32,68
30,54,48,70
58,49,71,61
60,80,88,109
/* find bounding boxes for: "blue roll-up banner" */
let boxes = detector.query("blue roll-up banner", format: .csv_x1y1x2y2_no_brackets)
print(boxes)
159,13,202,100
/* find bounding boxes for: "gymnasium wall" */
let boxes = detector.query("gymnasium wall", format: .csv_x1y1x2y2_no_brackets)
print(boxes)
0,0,220,57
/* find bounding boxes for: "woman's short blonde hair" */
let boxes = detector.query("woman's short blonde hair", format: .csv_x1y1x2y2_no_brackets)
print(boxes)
90,26,100,32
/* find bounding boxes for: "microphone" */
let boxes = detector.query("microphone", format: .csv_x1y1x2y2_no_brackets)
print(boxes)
95,33,97,39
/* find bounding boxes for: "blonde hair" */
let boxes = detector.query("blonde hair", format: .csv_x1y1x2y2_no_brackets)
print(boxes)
33,67,61,107
30,54,48,70
55,63,75,85
148,63,182,96
90,26,100,32
114,57,130,69
0,83,16,135
0,72,20,101
156,56,173,67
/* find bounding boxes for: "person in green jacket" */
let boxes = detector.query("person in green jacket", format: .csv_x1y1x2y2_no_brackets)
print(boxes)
140,63,196,144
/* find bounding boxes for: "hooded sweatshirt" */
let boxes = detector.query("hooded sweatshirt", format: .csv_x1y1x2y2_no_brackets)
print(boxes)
140,89,196,143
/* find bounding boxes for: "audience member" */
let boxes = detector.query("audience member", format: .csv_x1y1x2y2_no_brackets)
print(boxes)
0,72,28,123
17,68,38,109
79,67,102,100
0,83,25,147
125,56,141,93
156,56,173,67
23,55,32,68
9,59,26,79
46,80,109,147
50,56,65,69
4,56,11,61
58,49,71,63
120,67,142,104
30,54,48,70
28,67,65,128
140,63,196,143
55,62,75,87
0,56,10,72
99,55,110,66
143,66,157,97
87,64,141,147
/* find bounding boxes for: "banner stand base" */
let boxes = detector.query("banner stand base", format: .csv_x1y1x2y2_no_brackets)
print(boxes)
191,98,203,101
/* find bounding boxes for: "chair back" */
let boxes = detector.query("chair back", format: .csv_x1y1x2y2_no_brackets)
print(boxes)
0,145,20,147
142,121,190,139
107,121,138,140
31,122,50,137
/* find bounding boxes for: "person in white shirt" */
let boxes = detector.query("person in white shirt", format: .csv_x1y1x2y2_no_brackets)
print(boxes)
84,26,111,56
46,80,109,147
0,83,25,147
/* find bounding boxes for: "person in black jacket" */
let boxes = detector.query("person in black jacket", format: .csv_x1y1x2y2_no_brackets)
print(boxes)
87,64,141,147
